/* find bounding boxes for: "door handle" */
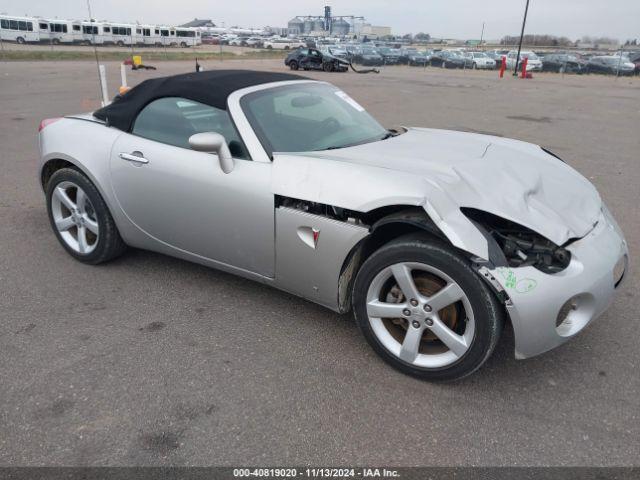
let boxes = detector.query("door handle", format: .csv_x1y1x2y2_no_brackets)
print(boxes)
119,152,149,164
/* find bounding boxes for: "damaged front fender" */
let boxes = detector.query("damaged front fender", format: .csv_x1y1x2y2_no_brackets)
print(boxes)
271,153,491,260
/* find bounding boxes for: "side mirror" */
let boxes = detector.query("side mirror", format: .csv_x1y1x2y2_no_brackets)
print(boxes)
188,132,234,174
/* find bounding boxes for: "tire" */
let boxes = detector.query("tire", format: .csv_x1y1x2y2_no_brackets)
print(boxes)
266,45,272,49
180,42,188,48
352,234,504,381
46,168,127,265
52,38,60,45
323,62,333,72
16,37,25,45
289,60,299,70
117,41,124,47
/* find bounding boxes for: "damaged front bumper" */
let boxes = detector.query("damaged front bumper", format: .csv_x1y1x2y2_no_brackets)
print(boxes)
488,207,629,359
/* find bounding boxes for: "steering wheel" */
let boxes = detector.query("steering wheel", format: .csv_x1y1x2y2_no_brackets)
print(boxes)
319,117,341,135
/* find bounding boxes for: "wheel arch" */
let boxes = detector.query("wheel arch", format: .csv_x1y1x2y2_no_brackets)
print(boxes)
39,154,117,226
337,205,510,315
337,206,450,313
40,154,99,192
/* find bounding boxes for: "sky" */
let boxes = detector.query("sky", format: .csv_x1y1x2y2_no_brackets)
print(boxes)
1,0,638,41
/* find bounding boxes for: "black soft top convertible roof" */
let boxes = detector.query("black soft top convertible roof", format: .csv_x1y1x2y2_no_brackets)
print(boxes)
93,69,305,132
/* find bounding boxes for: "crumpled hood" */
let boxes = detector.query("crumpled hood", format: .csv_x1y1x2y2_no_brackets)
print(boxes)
294,127,602,245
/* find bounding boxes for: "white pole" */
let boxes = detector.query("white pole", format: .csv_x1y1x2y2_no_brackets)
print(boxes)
99,64,109,106
120,63,127,87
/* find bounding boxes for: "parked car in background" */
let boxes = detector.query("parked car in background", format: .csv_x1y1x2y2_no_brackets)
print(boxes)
541,53,587,73
463,52,495,69
506,50,543,71
407,51,432,66
586,55,636,75
263,38,305,50
243,37,263,47
219,34,237,45
353,46,384,66
201,34,220,45
284,47,348,72
485,49,510,68
377,47,402,65
430,50,466,69
228,36,247,46
398,48,419,64
629,52,640,75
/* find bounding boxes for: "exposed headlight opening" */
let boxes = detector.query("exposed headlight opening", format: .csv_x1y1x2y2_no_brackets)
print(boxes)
462,208,572,274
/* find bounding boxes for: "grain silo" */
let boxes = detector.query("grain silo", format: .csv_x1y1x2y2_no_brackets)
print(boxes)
287,17,304,35
331,18,350,36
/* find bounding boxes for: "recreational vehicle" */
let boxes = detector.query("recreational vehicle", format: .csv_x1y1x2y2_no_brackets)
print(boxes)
0,15,40,44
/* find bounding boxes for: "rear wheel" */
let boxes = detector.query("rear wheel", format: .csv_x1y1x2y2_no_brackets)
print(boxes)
16,37,25,44
46,168,127,264
352,234,503,381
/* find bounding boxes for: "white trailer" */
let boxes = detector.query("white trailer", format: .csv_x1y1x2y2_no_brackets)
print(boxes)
0,15,40,44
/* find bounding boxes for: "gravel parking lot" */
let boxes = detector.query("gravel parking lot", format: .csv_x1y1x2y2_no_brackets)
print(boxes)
0,59,638,466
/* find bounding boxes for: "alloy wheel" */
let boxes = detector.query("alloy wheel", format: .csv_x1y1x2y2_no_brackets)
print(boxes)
50,181,99,255
366,262,475,368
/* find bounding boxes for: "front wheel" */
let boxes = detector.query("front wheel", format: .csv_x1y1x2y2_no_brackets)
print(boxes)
352,235,504,381
323,62,334,72
16,37,25,44
289,60,299,70
46,168,127,264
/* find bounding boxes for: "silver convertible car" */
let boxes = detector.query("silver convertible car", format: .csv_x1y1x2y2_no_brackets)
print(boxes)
38,70,629,381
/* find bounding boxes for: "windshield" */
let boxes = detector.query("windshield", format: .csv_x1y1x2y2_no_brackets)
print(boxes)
521,52,539,60
473,52,488,58
241,82,388,154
